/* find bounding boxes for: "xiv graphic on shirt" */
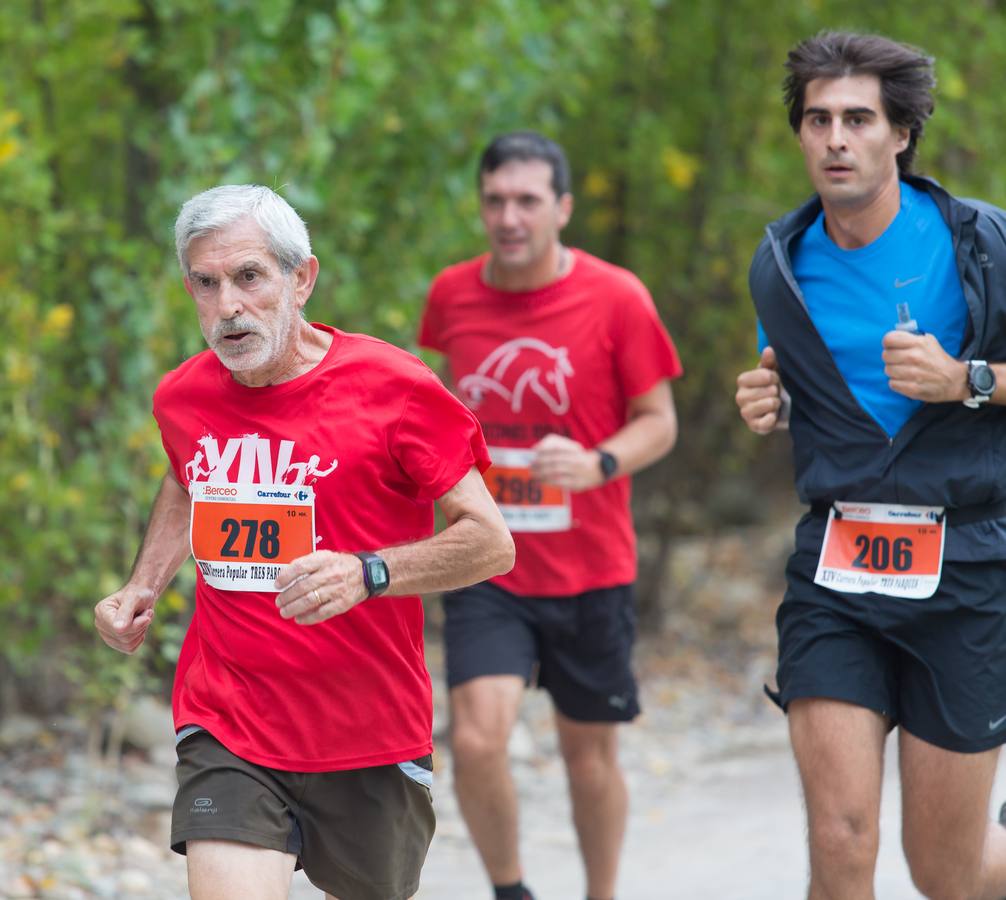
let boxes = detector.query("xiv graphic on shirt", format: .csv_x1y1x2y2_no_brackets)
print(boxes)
183,433,338,486
183,434,337,592
458,337,575,415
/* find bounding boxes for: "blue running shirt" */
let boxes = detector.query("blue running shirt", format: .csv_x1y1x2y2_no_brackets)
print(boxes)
759,181,968,437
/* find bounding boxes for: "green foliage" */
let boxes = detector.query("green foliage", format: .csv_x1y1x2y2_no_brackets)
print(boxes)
4,0,1006,704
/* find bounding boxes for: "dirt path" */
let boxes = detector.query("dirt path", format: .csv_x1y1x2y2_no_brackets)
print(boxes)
408,693,1006,900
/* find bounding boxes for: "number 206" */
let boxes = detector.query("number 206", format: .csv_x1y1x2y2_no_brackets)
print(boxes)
851,535,912,572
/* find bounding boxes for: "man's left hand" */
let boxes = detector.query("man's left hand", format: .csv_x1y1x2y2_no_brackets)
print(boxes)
274,551,368,625
882,330,968,403
531,433,605,492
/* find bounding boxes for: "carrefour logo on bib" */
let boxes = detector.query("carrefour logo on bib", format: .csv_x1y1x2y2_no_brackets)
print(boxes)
257,489,292,499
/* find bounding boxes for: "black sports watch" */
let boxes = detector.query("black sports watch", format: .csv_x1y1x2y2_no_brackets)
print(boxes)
354,551,390,597
597,449,618,482
964,360,996,408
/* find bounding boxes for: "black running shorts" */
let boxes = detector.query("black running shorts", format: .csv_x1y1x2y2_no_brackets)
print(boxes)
170,730,435,900
770,550,1006,753
443,580,640,722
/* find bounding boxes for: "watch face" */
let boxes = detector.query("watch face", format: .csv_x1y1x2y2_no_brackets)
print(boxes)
599,451,617,478
973,365,996,393
370,561,389,588
357,552,390,595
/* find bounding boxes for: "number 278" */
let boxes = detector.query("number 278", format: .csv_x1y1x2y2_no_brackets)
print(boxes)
220,518,280,559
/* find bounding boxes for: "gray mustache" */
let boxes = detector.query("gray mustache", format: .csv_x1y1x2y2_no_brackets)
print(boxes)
213,319,259,340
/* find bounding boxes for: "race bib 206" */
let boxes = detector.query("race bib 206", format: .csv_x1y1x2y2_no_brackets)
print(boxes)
189,483,315,591
814,501,945,600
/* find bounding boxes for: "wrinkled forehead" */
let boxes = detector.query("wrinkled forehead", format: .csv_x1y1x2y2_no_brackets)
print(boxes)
186,217,276,272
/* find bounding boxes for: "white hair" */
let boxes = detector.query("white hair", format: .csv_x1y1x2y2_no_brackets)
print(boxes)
174,185,311,274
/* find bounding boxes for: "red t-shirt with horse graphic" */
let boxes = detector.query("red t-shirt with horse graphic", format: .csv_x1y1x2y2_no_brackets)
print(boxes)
420,249,682,596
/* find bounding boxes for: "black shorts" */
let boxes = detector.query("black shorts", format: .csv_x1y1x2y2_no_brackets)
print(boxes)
770,551,1006,753
170,730,435,900
443,580,640,723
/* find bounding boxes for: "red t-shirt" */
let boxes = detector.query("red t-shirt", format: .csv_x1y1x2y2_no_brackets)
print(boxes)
419,249,683,596
154,324,490,772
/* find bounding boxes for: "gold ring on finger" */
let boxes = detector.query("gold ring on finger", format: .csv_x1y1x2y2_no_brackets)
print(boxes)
312,588,323,607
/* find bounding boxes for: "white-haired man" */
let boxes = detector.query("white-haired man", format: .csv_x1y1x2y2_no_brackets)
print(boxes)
95,184,514,900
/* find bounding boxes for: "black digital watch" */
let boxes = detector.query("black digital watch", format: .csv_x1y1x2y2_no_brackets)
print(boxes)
597,449,618,482
354,551,390,597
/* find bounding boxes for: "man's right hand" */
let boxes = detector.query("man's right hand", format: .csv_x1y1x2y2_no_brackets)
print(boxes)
94,587,157,654
735,346,788,434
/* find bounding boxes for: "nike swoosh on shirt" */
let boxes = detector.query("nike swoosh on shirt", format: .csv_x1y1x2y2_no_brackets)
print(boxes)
989,715,1006,730
894,276,924,288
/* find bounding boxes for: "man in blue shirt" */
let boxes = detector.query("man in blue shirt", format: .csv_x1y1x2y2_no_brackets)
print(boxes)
736,32,1006,898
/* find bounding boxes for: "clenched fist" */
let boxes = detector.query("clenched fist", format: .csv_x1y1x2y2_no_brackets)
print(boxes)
736,346,789,434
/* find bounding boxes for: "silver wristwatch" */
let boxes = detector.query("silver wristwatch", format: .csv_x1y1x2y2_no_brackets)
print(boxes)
964,360,996,408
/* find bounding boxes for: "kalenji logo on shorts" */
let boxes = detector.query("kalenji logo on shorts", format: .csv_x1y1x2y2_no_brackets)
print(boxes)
202,486,238,496
190,797,218,814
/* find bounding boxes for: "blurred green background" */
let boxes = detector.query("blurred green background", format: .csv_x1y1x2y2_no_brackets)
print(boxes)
2,0,1004,719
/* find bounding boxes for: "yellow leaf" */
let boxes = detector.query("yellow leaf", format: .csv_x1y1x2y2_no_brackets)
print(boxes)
0,109,21,130
661,146,700,190
381,307,408,330
0,138,20,165
9,471,31,492
42,304,74,337
583,170,612,199
164,589,189,613
588,208,616,234
127,426,152,450
941,69,966,101
7,351,33,385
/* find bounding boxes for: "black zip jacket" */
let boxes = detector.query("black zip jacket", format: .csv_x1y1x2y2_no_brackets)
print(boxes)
750,175,1006,561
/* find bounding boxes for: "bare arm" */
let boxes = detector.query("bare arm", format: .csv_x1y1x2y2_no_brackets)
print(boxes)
94,473,192,653
530,378,677,492
274,466,515,625
882,330,1006,404
735,346,790,433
